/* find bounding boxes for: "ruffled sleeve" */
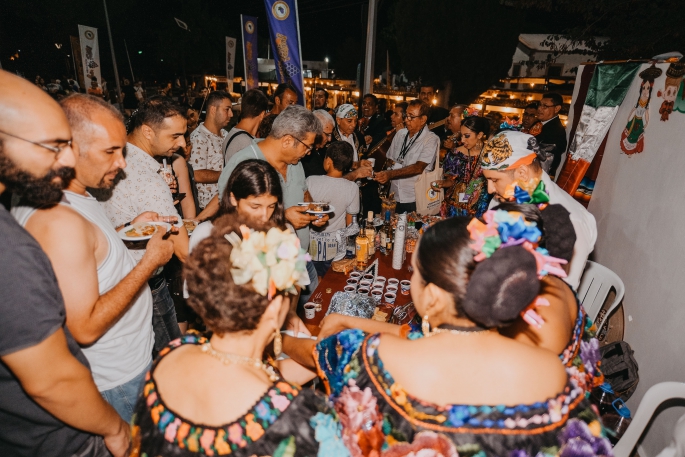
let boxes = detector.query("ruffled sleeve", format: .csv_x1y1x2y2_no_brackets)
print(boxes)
314,329,367,397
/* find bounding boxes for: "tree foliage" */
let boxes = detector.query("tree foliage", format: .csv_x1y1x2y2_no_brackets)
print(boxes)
515,0,685,59
392,0,524,104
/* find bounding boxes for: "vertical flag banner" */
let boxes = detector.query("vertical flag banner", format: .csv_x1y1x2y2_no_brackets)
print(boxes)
78,25,101,87
225,36,237,93
264,0,305,104
241,15,259,91
70,36,85,89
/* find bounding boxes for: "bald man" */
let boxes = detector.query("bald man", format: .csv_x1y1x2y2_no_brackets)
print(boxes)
13,94,175,422
0,71,129,456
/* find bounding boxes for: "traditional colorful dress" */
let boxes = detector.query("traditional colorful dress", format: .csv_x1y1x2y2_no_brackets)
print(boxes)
620,103,647,154
132,334,341,457
315,330,613,457
440,149,491,218
560,302,605,394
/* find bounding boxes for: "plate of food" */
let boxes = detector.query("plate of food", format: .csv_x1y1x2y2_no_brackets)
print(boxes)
305,202,335,214
183,219,198,235
119,221,171,241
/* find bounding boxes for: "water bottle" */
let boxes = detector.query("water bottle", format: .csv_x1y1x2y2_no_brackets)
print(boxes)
602,398,632,445
590,382,617,416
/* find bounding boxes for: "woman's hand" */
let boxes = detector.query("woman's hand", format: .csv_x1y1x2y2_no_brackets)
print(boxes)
317,314,350,340
430,179,453,190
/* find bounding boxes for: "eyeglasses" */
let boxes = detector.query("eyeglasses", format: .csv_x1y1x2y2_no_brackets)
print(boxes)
291,135,314,152
0,129,73,154
405,113,423,121
538,103,558,109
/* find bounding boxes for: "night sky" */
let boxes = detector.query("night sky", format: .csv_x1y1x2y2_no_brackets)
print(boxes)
0,0,581,87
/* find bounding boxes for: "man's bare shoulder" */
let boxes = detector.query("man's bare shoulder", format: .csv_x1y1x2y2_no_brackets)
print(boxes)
27,204,95,243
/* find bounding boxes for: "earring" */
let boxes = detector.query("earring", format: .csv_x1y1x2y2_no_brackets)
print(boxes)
273,329,282,358
422,314,431,337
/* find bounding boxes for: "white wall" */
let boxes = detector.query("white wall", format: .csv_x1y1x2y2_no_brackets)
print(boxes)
588,62,685,455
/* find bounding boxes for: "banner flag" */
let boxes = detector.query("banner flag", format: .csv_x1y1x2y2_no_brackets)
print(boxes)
225,36,237,93
70,36,85,89
264,0,305,104
241,15,259,91
78,25,101,89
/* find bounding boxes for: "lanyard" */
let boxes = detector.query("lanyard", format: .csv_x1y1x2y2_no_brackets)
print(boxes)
398,126,424,162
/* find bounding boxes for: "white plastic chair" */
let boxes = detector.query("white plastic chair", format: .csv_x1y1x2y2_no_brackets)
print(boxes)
613,382,685,457
577,260,625,330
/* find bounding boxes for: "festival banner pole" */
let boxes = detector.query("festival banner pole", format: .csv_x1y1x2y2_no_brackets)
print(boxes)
225,37,237,93
77,25,102,89
124,39,135,82
241,15,259,91
264,0,305,105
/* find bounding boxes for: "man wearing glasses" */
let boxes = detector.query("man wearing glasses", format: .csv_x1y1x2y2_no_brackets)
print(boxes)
375,99,440,214
0,70,130,456
218,105,327,302
301,109,335,177
536,92,568,177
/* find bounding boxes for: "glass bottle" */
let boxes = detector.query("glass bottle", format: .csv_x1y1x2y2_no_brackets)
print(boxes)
381,211,392,255
365,211,375,258
346,214,358,258
355,224,368,270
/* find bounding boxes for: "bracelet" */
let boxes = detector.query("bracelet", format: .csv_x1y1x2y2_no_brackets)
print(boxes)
124,221,132,227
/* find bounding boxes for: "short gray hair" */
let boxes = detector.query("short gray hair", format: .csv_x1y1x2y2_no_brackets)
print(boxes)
270,105,322,140
313,109,334,129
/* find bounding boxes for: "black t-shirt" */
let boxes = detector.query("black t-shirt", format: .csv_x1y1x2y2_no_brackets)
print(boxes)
0,206,92,456
122,84,137,109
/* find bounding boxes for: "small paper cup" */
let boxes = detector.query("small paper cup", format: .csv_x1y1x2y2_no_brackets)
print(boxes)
357,287,370,297
386,284,398,293
400,280,411,295
371,291,383,303
384,292,396,304
346,278,359,286
363,274,375,281
344,285,357,293
359,279,373,287
387,278,400,286
304,302,317,319
349,271,362,279
375,276,386,284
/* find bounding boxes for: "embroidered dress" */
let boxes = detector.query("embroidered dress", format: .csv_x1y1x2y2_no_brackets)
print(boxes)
440,149,491,218
132,334,341,457
560,303,605,394
315,330,613,457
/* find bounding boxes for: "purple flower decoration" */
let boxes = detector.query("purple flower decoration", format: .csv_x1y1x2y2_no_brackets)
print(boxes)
559,419,593,444
559,437,596,457
509,450,531,457
580,338,601,374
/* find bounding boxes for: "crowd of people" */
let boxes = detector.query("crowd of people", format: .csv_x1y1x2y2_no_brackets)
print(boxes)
0,66,610,457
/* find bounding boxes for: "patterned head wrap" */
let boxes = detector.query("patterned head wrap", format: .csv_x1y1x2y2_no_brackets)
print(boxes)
480,130,545,171
335,104,358,119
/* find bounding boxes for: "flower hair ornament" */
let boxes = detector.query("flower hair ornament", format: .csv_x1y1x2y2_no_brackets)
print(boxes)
224,225,311,300
462,106,480,118
503,177,550,207
499,117,522,131
465,210,568,329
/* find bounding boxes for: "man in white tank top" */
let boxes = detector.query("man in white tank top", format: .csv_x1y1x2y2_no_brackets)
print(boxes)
12,94,175,422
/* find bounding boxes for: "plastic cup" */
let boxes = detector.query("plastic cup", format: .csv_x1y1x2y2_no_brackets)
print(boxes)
375,276,386,284
400,280,411,295
349,271,362,279
386,284,398,294
384,292,396,304
344,285,357,293
357,287,370,297
304,303,316,319
388,278,399,287
363,274,375,281
346,278,359,287
372,284,384,292
359,279,373,287
371,291,383,303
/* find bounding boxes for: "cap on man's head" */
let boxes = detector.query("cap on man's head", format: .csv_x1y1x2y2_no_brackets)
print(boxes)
481,130,541,171
336,104,357,119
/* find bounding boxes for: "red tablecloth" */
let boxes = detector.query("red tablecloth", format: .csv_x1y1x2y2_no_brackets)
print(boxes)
300,251,414,335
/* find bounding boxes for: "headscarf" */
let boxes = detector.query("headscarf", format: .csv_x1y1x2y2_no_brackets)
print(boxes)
335,104,358,119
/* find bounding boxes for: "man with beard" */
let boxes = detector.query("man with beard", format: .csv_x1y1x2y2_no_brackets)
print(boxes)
359,94,391,149
95,96,189,355
0,70,129,456
313,88,334,115
271,83,298,115
12,94,175,422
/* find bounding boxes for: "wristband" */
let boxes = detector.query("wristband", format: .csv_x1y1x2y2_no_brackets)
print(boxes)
124,221,132,227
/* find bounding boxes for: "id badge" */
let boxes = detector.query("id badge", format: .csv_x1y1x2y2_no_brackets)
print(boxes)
458,192,469,203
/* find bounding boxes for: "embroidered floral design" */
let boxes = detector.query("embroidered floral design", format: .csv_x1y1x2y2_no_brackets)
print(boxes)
382,431,458,457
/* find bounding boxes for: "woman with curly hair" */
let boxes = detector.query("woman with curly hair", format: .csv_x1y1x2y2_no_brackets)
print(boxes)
131,214,336,456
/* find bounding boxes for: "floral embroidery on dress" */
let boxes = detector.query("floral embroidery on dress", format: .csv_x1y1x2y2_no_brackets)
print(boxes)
560,305,605,393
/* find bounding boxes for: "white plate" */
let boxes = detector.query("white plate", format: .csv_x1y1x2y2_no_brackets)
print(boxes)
119,221,171,241
305,204,335,215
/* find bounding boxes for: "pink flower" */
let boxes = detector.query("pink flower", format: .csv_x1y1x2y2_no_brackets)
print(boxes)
382,431,458,457
164,418,181,442
270,393,291,412
228,423,246,447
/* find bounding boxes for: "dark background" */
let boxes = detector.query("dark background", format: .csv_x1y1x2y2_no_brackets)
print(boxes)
1,0,682,103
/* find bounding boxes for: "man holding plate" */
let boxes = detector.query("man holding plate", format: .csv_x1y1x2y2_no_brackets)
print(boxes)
12,94,176,422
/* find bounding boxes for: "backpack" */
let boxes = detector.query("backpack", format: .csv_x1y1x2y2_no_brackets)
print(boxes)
600,341,639,402
223,130,253,164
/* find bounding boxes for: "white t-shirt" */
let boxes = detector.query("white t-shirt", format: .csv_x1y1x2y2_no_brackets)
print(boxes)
306,175,360,232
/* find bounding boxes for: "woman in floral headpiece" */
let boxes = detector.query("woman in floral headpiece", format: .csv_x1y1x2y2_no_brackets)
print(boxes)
286,216,612,456
131,214,342,457
432,115,493,218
